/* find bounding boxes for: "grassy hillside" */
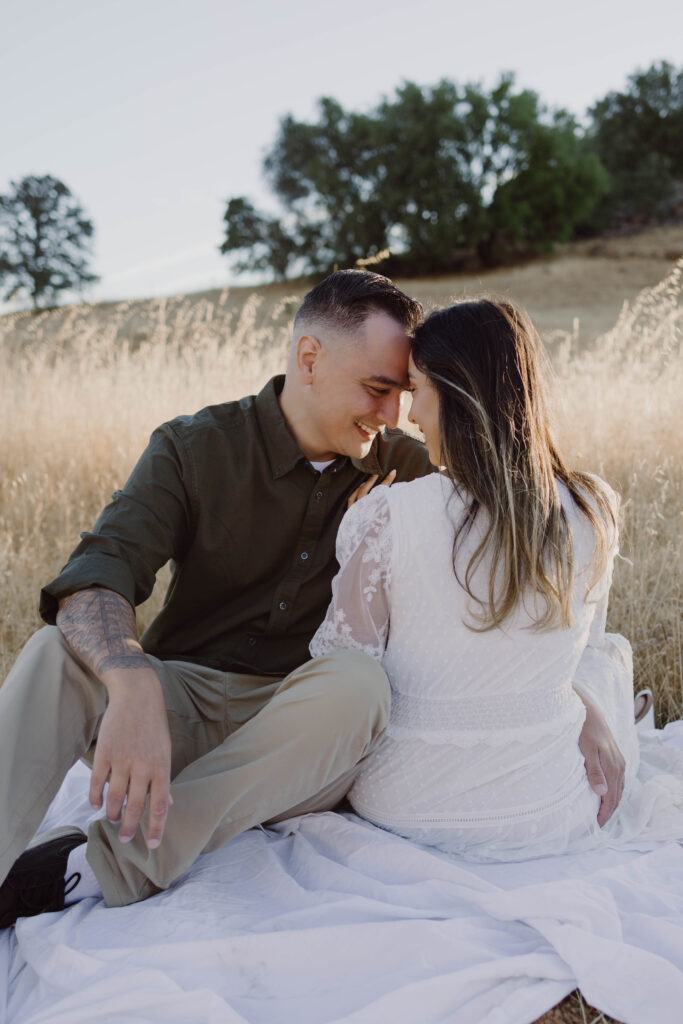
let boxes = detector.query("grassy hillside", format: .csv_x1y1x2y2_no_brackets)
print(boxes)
1,225,681,359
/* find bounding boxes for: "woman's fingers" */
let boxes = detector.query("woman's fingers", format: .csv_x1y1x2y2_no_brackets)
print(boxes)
347,474,378,508
575,687,625,827
584,745,608,797
347,470,397,509
597,747,626,827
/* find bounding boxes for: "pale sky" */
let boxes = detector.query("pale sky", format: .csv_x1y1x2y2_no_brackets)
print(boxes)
1,0,681,308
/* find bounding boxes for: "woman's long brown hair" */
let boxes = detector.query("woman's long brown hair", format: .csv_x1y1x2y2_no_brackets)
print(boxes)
410,298,618,631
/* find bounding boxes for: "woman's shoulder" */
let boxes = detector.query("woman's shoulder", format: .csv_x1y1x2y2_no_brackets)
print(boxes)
340,473,455,545
385,471,459,504
557,473,620,565
558,473,619,522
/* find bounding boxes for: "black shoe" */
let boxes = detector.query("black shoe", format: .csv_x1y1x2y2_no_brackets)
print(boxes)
0,826,87,929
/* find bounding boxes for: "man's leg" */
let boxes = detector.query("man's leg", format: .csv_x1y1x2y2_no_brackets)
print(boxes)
1,634,389,912
87,649,390,907
0,626,107,886
0,627,233,895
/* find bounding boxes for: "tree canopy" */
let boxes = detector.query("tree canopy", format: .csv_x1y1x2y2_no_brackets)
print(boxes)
0,175,99,308
220,75,609,278
221,63,682,279
583,61,683,230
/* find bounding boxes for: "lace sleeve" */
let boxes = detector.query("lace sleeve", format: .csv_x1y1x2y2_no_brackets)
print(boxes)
310,487,392,662
571,503,639,777
584,479,620,648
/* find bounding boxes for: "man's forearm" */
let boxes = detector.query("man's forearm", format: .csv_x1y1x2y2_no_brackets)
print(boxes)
56,587,149,679
57,587,172,845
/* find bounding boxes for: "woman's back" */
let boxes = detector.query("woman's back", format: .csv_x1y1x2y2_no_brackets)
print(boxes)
311,474,634,861
311,291,683,861
384,473,610,703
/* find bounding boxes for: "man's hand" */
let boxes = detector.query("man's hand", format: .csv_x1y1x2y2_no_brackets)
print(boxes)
89,669,172,848
57,588,173,849
575,687,625,826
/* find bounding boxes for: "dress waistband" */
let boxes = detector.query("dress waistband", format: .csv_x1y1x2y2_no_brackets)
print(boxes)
389,681,579,732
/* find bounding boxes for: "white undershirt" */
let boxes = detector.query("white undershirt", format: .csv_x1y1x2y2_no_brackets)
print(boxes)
309,459,336,473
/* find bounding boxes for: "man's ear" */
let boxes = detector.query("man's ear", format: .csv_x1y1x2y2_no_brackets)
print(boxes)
295,334,322,387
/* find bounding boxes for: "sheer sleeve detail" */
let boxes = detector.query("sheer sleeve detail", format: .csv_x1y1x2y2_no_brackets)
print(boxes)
572,475,620,648
310,487,392,662
586,564,613,647
571,500,639,779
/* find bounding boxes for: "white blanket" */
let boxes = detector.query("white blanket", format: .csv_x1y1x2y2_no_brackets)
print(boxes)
3,724,683,1024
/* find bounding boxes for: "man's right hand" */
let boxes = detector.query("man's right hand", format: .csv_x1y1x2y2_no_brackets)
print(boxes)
89,668,172,848
57,587,173,849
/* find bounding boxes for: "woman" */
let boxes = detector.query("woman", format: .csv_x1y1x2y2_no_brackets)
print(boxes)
310,298,683,862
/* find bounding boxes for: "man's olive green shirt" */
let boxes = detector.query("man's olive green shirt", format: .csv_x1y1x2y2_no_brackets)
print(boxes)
41,376,434,676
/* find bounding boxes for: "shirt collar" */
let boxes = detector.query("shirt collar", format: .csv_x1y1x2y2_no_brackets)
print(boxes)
255,376,306,479
255,375,384,480
351,447,382,476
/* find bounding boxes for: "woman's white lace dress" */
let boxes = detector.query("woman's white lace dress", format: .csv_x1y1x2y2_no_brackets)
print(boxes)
310,474,683,861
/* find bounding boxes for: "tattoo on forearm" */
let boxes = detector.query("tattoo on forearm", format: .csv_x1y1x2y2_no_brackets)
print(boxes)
57,589,150,676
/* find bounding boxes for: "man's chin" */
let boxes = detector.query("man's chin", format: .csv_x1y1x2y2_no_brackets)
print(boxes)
351,424,380,456
348,436,376,459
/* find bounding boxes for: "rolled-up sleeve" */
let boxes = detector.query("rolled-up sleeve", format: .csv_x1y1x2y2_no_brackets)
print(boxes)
40,425,195,622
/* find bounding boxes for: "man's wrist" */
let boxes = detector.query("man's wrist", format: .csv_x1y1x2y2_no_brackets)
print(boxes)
99,658,160,695
94,637,148,674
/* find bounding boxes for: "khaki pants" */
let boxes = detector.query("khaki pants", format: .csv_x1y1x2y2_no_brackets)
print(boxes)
0,626,390,907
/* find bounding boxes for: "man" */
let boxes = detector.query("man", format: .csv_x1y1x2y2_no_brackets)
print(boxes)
0,270,624,925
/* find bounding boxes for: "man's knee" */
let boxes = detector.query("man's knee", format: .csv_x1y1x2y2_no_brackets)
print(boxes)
11,624,81,681
4,624,105,719
3,625,64,686
306,649,391,735
21,624,65,658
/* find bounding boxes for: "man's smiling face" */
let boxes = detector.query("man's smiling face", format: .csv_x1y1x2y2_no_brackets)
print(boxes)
306,310,412,460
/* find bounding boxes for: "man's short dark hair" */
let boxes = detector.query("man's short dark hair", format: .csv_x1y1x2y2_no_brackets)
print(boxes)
294,269,423,337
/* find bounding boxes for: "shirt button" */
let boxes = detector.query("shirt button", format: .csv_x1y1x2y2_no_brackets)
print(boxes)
279,601,288,611
300,552,309,561
315,491,323,501
248,637,257,646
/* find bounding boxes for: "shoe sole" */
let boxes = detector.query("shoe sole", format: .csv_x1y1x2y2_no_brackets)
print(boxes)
634,688,654,725
1,826,87,929
27,825,86,850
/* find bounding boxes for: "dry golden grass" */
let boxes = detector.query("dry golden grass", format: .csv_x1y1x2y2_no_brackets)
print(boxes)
536,993,618,1024
0,289,297,662
0,255,681,1024
1,260,681,714
549,262,682,725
